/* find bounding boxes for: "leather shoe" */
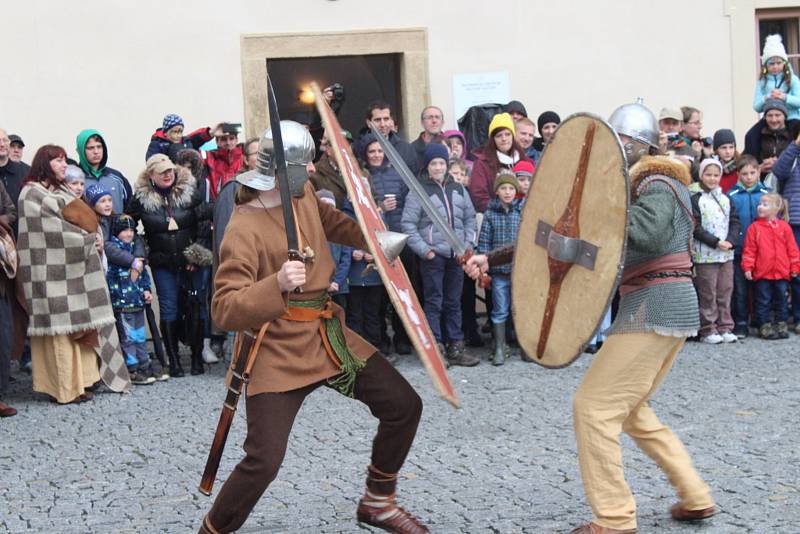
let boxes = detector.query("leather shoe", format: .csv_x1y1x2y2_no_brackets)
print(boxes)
569,523,637,534
669,503,716,521
0,401,17,417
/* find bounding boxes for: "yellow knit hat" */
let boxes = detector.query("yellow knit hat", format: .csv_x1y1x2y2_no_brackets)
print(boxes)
488,112,516,137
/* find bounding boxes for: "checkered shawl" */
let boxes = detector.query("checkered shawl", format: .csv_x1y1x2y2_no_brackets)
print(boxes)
17,183,130,392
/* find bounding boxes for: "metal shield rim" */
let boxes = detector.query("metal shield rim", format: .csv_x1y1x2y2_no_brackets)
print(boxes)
511,112,631,369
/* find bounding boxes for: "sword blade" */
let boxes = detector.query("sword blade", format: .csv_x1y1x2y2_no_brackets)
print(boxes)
267,75,300,254
368,123,468,256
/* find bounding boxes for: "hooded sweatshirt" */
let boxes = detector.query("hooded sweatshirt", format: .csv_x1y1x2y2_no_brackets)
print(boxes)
76,129,132,213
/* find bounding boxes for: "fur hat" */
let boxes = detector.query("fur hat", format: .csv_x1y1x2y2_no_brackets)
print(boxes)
423,143,450,168
489,113,516,137
712,129,736,150
512,160,535,178
764,98,788,118
699,158,723,178
494,169,520,192
162,113,184,133
85,184,111,207
537,111,561,132
112,214,136,236
762,34,789,65
183,243,213,267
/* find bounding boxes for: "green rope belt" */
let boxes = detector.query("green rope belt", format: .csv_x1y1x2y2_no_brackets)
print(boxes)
290,294,366,397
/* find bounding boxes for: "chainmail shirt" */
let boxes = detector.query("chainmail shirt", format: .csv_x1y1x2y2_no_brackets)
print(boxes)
608,175,700,337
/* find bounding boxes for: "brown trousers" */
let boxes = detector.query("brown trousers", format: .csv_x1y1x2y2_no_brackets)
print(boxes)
207,354,422,533
694,261,734,337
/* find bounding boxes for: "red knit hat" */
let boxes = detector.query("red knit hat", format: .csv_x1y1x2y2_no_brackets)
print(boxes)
512,160,535,177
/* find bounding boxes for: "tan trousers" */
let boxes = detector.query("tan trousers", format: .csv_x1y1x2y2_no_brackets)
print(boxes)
573,332,714,530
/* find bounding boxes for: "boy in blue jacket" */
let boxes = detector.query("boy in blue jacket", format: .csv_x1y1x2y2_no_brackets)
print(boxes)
728,155,771,337
106,215,155,385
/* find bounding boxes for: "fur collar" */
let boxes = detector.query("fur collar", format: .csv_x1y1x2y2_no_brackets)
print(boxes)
629,156,692,190
134,166,196,213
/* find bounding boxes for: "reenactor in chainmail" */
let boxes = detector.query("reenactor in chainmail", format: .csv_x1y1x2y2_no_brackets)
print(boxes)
464,102,717,534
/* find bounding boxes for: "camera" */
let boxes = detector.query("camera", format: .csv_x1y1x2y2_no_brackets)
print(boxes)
328,83,345,103
701,136,713,147
666,132,680,143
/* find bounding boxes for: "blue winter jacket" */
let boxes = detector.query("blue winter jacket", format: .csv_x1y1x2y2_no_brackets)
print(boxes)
342,200,382,287
753,71,800,120
477,197,523,274
106,236,151,311
401,174,477,259
772,142,800,225
727,181,771,254
328,241,352,294
366,161,408,233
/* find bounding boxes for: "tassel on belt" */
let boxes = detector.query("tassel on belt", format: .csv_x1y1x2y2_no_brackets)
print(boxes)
282,294,366,397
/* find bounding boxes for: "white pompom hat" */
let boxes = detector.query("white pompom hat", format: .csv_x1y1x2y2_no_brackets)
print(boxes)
762,34,789,65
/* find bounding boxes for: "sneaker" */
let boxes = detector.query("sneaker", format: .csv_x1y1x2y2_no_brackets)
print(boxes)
720,332,738,343
701,334,723,344
733,325,748,339
130,371,156,385
149,364,170,382
202,339,220,364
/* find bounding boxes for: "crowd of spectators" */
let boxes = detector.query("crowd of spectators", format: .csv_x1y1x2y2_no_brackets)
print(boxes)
3,34,800,418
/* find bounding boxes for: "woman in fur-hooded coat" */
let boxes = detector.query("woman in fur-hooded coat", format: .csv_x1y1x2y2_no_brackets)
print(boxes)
126,154,211,376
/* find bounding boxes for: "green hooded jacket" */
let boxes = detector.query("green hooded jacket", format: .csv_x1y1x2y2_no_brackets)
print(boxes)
76,129,108,178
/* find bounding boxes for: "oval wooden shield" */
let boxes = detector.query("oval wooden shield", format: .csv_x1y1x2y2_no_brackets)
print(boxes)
511,114,628,368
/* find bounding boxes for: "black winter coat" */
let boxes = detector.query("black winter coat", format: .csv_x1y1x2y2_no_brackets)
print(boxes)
126,167,208,270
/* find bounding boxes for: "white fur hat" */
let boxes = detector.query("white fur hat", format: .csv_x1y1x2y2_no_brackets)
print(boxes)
762,34,789,65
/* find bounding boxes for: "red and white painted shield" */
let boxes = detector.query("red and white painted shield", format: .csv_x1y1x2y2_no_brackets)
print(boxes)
311,83,458,407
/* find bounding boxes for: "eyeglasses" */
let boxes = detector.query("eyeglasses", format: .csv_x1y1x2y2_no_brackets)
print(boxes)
422,115,442,121
687,121,703,127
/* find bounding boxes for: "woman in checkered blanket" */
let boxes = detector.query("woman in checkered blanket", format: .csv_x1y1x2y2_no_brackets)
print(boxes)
17,145,131,404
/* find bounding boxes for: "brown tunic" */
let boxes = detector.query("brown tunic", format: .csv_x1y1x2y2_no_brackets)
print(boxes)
212,182,373,396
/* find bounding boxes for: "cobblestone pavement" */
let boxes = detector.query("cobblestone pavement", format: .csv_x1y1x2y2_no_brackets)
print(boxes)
1,335,798,533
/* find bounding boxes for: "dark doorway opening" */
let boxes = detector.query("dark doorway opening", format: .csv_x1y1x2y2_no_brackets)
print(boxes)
267,53,403,152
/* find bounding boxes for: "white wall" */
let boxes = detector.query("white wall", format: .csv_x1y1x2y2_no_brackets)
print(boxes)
0,0,768,181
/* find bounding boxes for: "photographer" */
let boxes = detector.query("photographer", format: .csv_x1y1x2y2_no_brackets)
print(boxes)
658,107,698,177
309,83,345,158
204,122,244,199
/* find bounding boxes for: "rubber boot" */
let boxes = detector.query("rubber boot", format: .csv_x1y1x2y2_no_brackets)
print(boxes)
160,320,184,377
492,322,506,366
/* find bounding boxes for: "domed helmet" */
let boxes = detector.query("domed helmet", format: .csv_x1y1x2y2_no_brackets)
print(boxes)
608,99,659,165
236,120,315,196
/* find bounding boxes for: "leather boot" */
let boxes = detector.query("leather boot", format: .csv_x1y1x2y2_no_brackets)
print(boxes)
190,332,205,376
160,320,184,378
492,322,506,366
197,515,220,534
356,465,429,534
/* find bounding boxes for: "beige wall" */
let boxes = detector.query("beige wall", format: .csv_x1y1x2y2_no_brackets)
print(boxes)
2,0,797,181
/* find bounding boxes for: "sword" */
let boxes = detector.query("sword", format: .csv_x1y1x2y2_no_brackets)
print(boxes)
368,122,490,287
267,76,306,281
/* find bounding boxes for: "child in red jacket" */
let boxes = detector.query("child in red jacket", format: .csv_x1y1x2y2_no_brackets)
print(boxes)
742,192,800,339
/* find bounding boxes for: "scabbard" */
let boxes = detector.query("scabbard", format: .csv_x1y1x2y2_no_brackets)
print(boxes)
198,330,259,496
